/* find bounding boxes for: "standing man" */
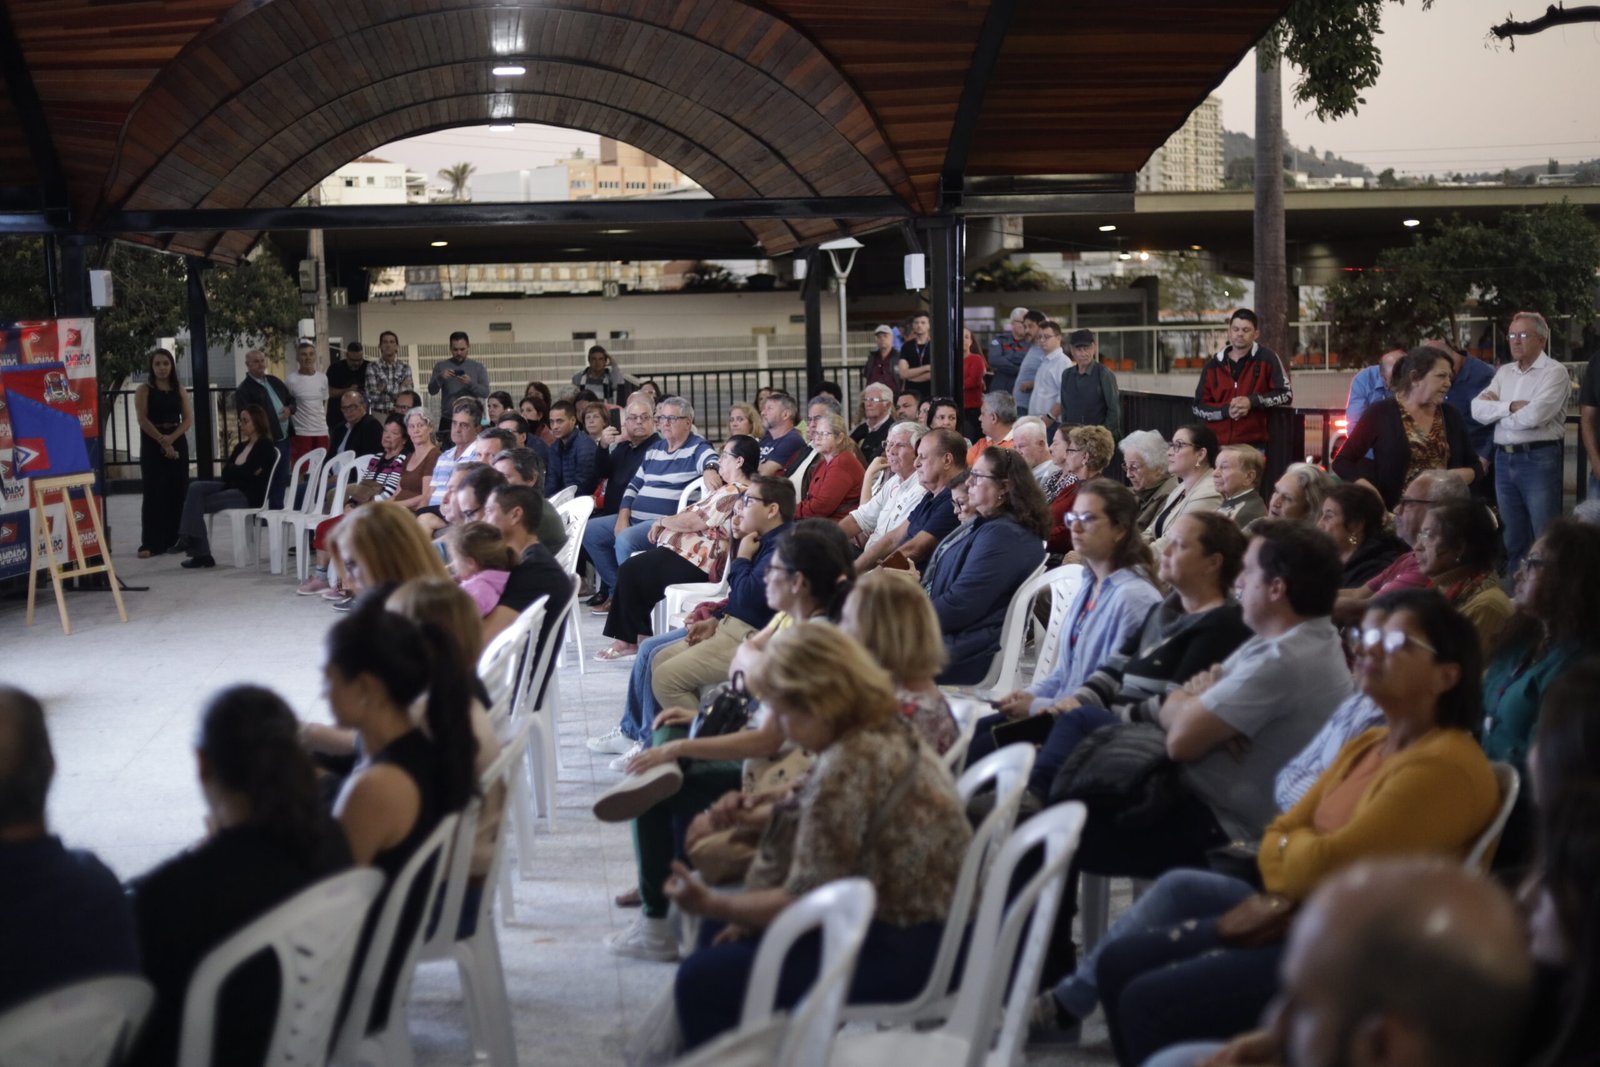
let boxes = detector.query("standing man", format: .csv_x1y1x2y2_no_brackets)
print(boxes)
849,383,896,463
1058,328,1121,440
1344,344,1405,428
365,330,413,419
755,392,807,475
572,344,635,402
284,340,329,464
895,312,934,401
1472,310,1571,569
862,325,899,393
1027,320,1072,419
428,330,490,433
1012,309,1050,406
235,348,294,508
325,341,369,443
1192,307,1293,450
987,306,1032,397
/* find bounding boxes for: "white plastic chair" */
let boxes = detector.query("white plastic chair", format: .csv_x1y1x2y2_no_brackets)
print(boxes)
478,599,545,728
176,869,384,1067
515,591,576,836
547,485,578,507
251,448,326,575
332,814,460,1067
788,448,819,495
286,451,361,581
652,575,728,638
264,450,347,578
840,744,1035,1029
674,879,876,1067
208,444,283,568
940,696,987,774
554,496,596,674
829,803,1088,1067
677,475,707,511
0,975,154,1067
414,724,530,1067
1468,762,1521,872
967,562,1079,698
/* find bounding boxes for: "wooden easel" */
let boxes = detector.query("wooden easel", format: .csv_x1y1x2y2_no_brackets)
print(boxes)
25,472,127,635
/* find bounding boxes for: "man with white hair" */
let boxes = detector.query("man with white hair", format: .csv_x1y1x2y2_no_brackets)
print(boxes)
839,421,928,553
968,390,1018,466
849,382,896,462
1012,416,1053,483
1473,310,1572,570
1333,469,1468,624
988,306,1032,396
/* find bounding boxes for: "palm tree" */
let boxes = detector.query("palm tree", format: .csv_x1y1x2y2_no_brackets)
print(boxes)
438,162,477,202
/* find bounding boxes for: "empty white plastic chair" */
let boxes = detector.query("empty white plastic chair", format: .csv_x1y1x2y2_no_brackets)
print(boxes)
251,448,326,575
0,975,154,1067
265,450,348,578
674,879,876,1067
968,563,1081,698
176,868,383,1067
331,814,460,1067
554,496,596,674
514,591,575,836
829,803,1088,1067
840,744,1034,1029
208,444,283,568
285,452,361,581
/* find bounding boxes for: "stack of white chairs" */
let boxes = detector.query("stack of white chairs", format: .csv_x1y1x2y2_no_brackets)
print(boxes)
554,496,596,672
283,452,361,581
547,485,578,508
0,975,154,1067
476,597,550,880
967,563,1084,699
208,445,284,568
249,448,326,575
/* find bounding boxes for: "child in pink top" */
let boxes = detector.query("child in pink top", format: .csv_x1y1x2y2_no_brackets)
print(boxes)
446,522,518,618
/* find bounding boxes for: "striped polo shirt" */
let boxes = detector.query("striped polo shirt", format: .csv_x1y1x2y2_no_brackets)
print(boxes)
622,433,717,519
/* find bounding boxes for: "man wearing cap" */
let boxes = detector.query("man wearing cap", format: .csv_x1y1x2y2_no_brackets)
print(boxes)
1058,328,1121,440
861,325,899,393
987,307,1032,396
1027,320,1072,420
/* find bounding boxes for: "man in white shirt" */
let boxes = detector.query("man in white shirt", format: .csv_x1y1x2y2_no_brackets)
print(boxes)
838,421,928,553
1011,416,1053,483
1470,310,1571,569
284,341,329,462
1028,321,1072,419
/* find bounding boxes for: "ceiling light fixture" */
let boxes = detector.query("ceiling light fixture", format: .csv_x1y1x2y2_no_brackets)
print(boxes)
430,239,448,248
487,121,515,131
1118,251,1131,261
599,228,633,235
492,64,526,76
1190,244,1203,251
1138,251,1150,261
1402,218,1421,228
1098,224,1117,233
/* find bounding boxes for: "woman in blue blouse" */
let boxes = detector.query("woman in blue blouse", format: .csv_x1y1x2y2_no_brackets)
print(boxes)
966,479,1164,796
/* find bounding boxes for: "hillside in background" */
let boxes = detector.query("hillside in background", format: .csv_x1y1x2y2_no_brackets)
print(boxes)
1223,129,1374,180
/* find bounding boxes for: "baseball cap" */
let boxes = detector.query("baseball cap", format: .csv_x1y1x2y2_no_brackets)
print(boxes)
1009,306,1030,322
873,324,893,335
1068,329,1096,346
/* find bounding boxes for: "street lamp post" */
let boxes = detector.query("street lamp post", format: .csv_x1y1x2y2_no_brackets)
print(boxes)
821,237,864,395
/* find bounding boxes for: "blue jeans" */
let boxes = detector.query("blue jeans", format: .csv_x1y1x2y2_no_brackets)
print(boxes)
1587,471,1600,506
619,628,686,743
1495,445,1561,571
1053,869,1257,1020
581,513,653,596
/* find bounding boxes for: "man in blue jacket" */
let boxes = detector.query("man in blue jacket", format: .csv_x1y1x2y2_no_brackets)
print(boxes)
545,399,598,497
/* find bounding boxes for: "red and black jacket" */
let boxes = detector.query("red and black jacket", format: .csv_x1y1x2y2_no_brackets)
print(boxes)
1191,343,1293,446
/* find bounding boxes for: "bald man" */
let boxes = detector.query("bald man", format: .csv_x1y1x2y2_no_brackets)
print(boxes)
1146,858,1535,1067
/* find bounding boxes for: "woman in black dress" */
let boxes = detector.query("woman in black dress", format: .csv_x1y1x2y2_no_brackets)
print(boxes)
134,348,192,557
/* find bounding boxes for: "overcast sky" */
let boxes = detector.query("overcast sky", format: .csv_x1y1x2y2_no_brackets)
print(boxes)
375,0,1600,183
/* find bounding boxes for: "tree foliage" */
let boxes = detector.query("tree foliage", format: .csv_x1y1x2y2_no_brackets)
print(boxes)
1326,202,1600,362
438,162,476,202
202,239,302,362
1263,0,1434,122
969,259,1055,292
93,242,189,394
680,261,742,292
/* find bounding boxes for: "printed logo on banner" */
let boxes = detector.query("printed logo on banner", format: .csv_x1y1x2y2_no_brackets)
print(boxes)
0,510,30,580
13,439,45,475
0,457,22,507
72,497,100,553
0,364,90,477
0,321,58,367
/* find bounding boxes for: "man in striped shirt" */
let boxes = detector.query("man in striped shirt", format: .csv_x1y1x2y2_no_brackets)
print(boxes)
581,395,718,613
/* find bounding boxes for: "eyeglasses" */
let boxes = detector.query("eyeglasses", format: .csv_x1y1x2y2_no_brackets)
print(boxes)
967,471,1002,482
1345,627,1438,657
1507,331,1535,341
738,493,769,509
655,414,688,424
1518,555,1550,574
459,505,482,521
863,395,888,405
1064,511,1100,526
1168,441,1194,452
1063,447,1083,454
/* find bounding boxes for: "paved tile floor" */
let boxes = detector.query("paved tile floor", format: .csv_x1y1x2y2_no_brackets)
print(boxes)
0,494,1120,1066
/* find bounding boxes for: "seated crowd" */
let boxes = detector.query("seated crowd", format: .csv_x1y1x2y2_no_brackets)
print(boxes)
10,316,1600,1067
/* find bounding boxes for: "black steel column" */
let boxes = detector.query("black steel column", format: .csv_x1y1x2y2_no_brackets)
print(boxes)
923,216,965,399
56,236,91,316
186,257,215,478
802,250,824,400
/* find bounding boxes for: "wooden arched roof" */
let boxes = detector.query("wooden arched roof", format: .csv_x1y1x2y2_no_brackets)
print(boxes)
0,0,1292,262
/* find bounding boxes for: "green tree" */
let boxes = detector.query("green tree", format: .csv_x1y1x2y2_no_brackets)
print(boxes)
93,241,188,394
438,162,476,202
202,238,302,362
1159,252,1248,358
968,258,1054,292
0,237,52,319
680,261,741,292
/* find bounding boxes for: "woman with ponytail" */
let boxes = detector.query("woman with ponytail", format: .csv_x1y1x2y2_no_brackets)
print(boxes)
128,685,352,1067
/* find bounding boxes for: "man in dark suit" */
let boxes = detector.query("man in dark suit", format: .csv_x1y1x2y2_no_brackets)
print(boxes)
235,348,294,507
333,391,383,456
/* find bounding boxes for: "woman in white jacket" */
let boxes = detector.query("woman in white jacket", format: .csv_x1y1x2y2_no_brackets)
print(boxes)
1143,422,1222,555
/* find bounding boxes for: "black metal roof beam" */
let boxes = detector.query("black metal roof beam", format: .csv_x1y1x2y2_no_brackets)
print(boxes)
938,0,1020,212
0,4,71,224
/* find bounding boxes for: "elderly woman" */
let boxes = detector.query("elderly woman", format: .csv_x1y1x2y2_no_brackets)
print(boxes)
923,448,1050,684
795,413,865,521
297,418,414,595
1333,344,1478,509
1090,589,1499,1064
1410,499,1511,654
1144,422,1221,554
390,408,441,511
665,623,972,1052
1212,444,1267,527
967,479,1164,790
1121,429,1176,531
1318,482,1405,589
1266,461,1329,525
596,435,761,659
842,569,961,755
1047,424,1115,554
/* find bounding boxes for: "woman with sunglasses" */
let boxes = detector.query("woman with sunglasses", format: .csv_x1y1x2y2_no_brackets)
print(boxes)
1090,589,1500,1065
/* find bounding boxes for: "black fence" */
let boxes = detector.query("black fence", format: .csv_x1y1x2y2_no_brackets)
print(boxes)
100,386,239,492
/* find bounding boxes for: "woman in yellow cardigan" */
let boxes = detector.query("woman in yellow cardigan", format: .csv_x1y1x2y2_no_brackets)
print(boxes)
1076,589,1499,1065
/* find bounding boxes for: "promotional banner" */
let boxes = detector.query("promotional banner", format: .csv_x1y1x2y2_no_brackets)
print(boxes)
0,318,100,580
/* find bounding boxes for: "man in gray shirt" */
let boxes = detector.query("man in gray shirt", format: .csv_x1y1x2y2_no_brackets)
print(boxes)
427,329,490,421
1057,328,1121,441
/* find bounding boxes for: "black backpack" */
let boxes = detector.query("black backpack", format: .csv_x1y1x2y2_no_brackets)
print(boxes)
1047,722,1184,830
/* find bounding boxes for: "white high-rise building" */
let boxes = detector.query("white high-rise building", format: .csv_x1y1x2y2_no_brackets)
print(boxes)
1136,95,1224,192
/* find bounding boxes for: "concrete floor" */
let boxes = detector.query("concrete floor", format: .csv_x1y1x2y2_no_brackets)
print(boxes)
0,493,1120,1066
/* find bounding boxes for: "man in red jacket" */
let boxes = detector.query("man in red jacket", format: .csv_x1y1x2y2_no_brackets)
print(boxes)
1191,308,1293,449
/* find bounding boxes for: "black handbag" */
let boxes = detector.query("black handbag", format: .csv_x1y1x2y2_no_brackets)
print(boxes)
1046,721,1183,830
690,670,759,739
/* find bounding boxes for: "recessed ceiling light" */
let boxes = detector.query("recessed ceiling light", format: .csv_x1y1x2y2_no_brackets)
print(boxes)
561,247,586,253
492,65,526,76
1138,251,1150,261
599,228,632,235
430,239,448,248
1402,218,1421,227
487,122,515,131
1098,224,1117,233
1190,244,1203,251
1118,252,1131,261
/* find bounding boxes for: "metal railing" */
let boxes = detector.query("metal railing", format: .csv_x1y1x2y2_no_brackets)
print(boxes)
100,386,239,492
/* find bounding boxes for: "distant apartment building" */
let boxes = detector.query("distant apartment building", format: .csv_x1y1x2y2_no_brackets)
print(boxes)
314,156,430,205
470,137,695,202
1136,95,1224,193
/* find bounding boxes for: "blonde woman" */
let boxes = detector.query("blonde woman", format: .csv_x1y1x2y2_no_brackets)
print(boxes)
842,569,959,754
329,501,449,604
795,413,865,521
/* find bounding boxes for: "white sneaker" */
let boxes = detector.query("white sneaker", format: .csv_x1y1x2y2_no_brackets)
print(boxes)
586,727,636,755
604,915,679,962
593,760,683,822
607,741,644,772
